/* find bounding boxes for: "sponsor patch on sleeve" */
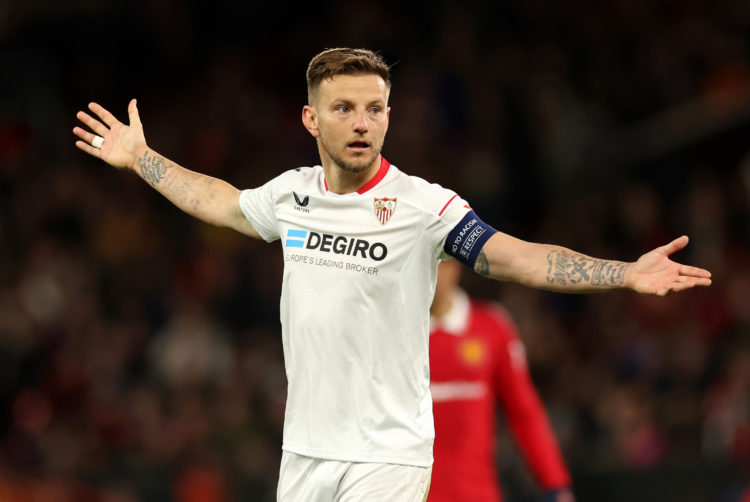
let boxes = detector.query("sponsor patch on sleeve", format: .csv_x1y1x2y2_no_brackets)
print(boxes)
444,211,497,267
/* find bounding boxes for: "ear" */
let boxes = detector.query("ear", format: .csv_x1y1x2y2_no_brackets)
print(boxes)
302,105,320,138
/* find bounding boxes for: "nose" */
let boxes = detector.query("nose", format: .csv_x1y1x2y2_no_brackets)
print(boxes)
353,110,368,133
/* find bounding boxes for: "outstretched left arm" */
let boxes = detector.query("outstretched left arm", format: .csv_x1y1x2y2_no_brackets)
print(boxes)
476,233,711,296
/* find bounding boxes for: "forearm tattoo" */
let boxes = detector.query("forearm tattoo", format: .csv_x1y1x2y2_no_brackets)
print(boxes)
546,250,629,287
137,150,216,215
138,150,171,186
474,250,490,277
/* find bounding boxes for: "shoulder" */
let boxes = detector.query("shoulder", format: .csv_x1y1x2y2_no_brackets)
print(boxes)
469,300,527,367
381,164,464,216
277,165,321,187
250,166,322,195
239,166,322,213
470,299,519,336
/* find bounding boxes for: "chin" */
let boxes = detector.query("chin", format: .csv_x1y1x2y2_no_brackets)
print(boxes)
338,165,368,175
338,154,377,174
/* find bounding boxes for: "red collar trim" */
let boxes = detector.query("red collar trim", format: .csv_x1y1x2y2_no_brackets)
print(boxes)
357,156,390,194
323,156,391,194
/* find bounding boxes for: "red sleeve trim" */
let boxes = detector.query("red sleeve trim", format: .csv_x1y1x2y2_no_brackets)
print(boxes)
438,194,459,216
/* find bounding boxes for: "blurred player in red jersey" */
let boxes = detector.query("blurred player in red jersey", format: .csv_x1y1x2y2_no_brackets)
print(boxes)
429,258,575,502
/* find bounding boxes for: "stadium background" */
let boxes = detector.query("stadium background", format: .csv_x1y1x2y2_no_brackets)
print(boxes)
1,0,750,500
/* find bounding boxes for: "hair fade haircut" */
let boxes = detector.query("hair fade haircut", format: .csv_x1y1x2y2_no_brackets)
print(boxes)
306,48,391,103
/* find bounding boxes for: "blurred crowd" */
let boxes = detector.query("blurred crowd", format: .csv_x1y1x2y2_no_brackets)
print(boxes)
2,0,750,500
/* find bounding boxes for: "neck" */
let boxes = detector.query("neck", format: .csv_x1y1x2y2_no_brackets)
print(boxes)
430,292,453,319
322,155,382,194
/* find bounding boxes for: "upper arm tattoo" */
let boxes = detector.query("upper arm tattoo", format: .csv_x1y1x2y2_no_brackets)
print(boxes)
138,150,171,186
474,250,490,277
546,250,628,287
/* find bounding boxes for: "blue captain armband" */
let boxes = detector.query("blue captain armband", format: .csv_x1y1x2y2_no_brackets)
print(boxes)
443,211,498,267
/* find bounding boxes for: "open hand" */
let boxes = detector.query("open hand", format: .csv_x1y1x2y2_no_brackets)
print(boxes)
627,235,712,296
73,99,146,171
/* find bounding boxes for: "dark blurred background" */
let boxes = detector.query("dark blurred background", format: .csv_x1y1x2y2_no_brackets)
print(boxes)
2,0,750,500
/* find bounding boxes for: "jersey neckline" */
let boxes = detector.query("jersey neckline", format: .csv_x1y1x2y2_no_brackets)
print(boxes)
323,156,391,194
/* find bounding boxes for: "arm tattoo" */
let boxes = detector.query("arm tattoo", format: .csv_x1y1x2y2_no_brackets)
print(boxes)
474,250,490,277
138,150,171,186
546,250,629,287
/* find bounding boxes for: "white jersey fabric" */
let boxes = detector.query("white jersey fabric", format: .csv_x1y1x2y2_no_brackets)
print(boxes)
277,451,432,502
238,157,471,467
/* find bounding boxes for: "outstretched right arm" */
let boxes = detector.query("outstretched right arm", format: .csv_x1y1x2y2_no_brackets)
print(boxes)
73,99,260,239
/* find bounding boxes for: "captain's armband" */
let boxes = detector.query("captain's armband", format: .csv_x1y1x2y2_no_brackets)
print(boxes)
443,211,498,268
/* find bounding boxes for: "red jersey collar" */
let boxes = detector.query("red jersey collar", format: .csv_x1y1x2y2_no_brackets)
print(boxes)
323,156,391,194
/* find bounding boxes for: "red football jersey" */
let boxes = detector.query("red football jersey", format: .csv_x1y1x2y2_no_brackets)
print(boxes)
428,289,571,502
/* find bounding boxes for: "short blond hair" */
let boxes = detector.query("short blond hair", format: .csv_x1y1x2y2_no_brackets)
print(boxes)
306,48,391,103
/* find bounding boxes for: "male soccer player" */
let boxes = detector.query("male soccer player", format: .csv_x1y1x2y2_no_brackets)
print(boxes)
429,258,574,502
73,48,711,501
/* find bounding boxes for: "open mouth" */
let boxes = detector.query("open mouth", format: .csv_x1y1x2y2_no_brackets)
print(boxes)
347,141,370,151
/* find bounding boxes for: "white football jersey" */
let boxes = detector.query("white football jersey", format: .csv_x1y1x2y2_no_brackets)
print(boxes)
238,158,471,467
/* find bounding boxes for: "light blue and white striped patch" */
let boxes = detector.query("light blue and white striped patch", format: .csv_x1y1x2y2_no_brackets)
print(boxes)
285,229,307,248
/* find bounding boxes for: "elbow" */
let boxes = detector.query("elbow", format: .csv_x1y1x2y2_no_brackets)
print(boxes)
488,253,538,287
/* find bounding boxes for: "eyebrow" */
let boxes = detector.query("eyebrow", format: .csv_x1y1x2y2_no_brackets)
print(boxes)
331,98,386,108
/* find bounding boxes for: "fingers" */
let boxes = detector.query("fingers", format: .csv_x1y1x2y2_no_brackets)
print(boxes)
128,98,142,127
691,277,712,287
76,110,109,136
679,264,712,279
88,102,119,127
673,278,711,291
75,139,102,159
72,126,99,145
659,235,689,256
657,276,713,296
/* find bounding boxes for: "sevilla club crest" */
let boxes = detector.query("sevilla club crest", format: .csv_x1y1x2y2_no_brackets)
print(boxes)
373,197,397,225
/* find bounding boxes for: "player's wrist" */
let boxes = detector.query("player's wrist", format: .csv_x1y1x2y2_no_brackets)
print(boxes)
622,262,636,291
129,144,149,173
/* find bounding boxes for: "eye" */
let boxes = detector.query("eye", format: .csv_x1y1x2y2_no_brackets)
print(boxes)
369,107,382,114
336,105,349,113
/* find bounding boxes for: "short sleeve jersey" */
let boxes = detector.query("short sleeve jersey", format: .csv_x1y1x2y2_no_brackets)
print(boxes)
239,157,471,467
